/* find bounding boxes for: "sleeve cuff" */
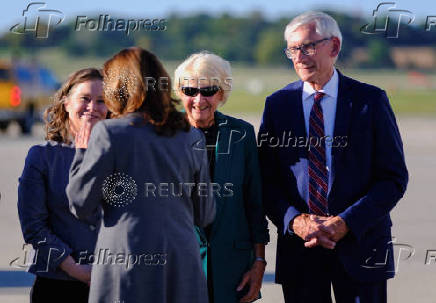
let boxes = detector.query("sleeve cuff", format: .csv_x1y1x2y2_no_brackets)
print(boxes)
74,148,86,161
338,211,361,240
51,247,73,271
283,207,301,235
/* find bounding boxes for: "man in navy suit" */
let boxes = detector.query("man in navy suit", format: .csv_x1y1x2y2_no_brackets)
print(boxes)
258,11,408,303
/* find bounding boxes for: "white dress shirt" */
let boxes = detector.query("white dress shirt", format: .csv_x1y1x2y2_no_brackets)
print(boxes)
283,69,339,234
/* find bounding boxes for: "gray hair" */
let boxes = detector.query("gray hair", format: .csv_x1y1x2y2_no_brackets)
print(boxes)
284,11,342,53
174,51,232,105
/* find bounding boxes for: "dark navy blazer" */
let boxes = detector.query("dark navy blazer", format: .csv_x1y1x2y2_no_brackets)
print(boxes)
258,70,408,283
17,141,99,280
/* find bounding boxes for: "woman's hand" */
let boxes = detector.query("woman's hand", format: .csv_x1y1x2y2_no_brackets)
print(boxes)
70,264,92,286
236,260,266,302
75,116,96,149
59,255,92,285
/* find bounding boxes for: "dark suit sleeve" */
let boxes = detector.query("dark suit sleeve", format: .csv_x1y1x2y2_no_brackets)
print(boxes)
258,97,294,232
18,146,73,272
338,90,408,240
243,124,270,244
67,122,114,222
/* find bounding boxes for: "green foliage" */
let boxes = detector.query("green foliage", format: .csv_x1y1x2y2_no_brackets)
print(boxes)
255,29,287,65
366,39,395,68
1,12,435,66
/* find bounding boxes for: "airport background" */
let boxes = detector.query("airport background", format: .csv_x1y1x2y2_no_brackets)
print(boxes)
0,0,435,302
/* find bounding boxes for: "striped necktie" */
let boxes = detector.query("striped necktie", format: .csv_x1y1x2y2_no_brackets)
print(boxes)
308,92,329,216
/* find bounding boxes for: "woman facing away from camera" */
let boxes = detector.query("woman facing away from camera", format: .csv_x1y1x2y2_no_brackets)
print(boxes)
17,68,108,302
66,47,215,303
174,51,269,303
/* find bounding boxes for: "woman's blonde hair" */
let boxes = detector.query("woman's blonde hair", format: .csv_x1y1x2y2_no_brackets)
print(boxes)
44,68,103,144
174,51,232,105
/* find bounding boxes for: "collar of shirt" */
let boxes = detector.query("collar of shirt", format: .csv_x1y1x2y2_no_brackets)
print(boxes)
302,68,339,102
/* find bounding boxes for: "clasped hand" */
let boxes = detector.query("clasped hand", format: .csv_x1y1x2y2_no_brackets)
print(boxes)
290,214,349,249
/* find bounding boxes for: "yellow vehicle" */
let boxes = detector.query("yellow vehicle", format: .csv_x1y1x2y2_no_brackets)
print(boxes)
0,61,59,134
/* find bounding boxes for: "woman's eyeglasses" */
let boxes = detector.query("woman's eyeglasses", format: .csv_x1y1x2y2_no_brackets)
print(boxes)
181,86,220,97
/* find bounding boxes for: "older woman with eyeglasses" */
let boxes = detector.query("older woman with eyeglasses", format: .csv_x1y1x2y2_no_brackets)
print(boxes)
174,51,270,303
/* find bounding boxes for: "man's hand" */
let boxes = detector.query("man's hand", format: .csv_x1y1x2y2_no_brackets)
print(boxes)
291,214,336,249
318,216,349,242
237,260,265,302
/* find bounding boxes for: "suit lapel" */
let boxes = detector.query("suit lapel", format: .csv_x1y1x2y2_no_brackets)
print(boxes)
331,71,353,194
290,82,307,139
209,112,233,239
289,82,310,161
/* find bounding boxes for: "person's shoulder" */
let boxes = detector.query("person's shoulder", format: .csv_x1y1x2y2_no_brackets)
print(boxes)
267,80,302,101
98,117,127,130
27,140,59,155
339,72,391,114
92,117,133,139
185,125,204,142
25,141,61,166
216,112,254,132
264,80,303,111
99,114,154,134
174,126,205,151
340,72,385,97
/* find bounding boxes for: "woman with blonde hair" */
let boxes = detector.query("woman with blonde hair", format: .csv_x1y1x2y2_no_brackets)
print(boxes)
174,51,269,303
18,68,108,302
67,47,215,303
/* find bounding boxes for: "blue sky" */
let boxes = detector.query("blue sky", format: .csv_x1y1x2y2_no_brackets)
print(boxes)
2,0,435,33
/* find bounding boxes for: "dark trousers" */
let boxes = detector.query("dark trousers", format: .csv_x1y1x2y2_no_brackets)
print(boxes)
30,276,89,303
281,247,387,303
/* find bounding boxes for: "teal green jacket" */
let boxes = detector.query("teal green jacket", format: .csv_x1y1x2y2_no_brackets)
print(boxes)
196,111,270,303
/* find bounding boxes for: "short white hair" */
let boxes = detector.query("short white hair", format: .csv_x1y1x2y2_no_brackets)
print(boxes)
174,51,232,105
284,11,342,52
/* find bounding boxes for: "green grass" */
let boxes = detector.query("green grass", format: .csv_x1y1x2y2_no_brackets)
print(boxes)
13,48,435,115
219,89,436,116
387,91,436,115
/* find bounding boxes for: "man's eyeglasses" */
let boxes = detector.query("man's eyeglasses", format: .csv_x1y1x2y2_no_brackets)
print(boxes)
181,86,220,97
284,37,331,59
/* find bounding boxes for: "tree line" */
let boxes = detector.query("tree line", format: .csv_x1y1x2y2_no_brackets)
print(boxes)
1,11,435,67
